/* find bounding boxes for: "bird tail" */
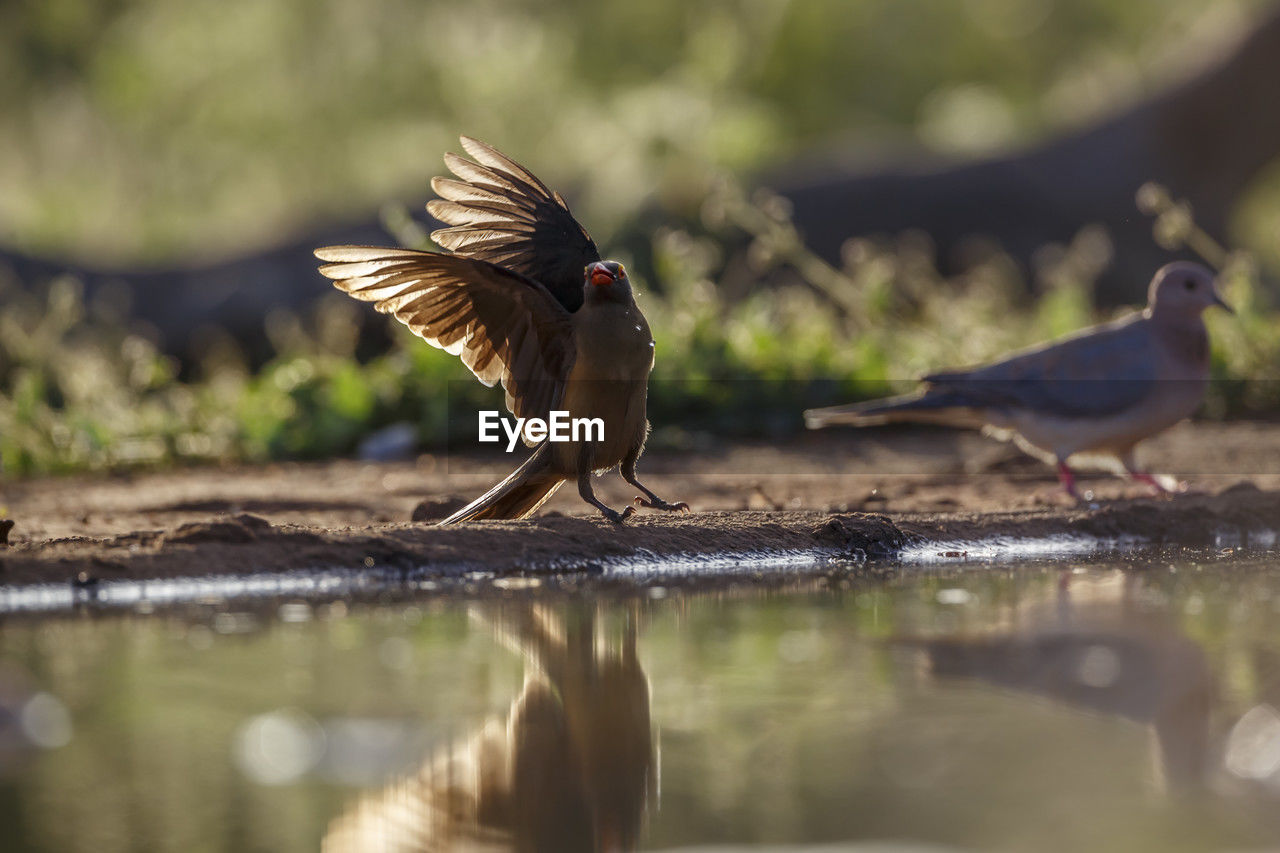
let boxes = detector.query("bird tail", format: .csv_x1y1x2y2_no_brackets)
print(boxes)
804,392,985,429
439,442,564,524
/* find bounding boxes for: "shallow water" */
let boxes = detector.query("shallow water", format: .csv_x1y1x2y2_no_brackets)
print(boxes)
4,554,1280,852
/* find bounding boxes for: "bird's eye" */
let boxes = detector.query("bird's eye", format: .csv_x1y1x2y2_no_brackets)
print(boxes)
616,264,627,278
1184,278,1196,290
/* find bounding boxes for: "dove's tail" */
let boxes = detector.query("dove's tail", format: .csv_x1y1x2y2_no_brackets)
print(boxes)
804,392,986,429
439,442,564,524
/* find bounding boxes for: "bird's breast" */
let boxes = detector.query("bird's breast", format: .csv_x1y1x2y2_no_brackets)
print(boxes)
552,304,653,470
570,304,655,381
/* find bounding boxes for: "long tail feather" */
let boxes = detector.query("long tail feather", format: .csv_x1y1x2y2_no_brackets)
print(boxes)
439,443,564,524
804,392,986,429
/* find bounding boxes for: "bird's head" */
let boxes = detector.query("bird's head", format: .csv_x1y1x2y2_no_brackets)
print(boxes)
584,260,633,304
1148,261,1232,319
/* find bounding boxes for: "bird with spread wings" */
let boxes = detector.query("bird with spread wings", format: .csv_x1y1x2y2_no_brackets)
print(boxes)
317,137,687,523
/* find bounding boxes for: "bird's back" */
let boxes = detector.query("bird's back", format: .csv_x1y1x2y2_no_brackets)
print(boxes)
925,312,1161,420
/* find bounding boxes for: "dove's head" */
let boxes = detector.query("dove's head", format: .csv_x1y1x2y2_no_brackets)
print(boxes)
584,260,633,304
1148,262,1232,319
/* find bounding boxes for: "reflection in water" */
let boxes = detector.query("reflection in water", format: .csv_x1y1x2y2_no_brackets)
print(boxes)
323,604,656,852
907,573,1212,793
7,560,1280,852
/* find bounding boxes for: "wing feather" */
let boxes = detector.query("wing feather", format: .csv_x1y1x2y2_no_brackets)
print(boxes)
441,153,531,197
431,225,538,250
426,200,537,226
314,246,424,263
427,137,600,312
315,245,575,428
430,177,527,209
459,136,560,196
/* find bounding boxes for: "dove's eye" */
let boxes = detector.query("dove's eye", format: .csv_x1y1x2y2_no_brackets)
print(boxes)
1184,279,1196,290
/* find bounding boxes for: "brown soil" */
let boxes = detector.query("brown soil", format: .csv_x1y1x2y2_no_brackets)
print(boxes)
2,422,1279,585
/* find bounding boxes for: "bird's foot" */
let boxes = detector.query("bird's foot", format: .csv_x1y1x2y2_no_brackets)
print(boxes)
1130,471,1184,496
601,505,637,524
633,496,691,513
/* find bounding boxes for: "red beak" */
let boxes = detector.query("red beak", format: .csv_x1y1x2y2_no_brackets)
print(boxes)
589,263,614,287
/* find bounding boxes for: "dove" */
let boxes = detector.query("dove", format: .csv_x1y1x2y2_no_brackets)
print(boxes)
904,573,1213,793
316,137,687,523
805,262,1231,498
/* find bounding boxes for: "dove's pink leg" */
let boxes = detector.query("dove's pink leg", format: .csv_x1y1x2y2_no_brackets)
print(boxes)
1120,452,1180,494
1129,471,1172,493
1056,461,1081,500
1127,467,1186,495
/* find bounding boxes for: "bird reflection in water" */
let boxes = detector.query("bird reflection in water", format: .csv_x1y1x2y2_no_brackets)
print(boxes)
323,603,656,852
905,572,1213,793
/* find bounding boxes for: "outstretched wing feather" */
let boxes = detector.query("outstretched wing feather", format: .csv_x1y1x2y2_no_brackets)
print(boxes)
315,246,574,429
427,137,601,312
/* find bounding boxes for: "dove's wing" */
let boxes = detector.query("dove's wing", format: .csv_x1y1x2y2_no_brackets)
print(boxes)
315,246,574,423
427,137,601,314
925,316,1158,419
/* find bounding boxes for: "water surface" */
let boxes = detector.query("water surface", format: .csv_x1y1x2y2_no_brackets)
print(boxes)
3,553,1280,852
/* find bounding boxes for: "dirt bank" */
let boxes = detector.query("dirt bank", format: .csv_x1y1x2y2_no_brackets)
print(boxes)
2,422,1279,585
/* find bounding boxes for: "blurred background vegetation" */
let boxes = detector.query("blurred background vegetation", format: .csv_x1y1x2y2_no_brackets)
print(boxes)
2,0,1280,475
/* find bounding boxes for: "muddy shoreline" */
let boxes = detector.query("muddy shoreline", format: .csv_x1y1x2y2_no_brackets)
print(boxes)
3,423,1279,586
3,488,1278,588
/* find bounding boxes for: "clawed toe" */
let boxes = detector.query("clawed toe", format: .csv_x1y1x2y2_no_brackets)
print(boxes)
633,496,690,513
603,505,637,524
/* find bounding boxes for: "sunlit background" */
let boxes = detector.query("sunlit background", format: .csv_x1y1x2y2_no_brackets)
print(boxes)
3,0,1279,259
5,7,1280,850
2,0,1280,474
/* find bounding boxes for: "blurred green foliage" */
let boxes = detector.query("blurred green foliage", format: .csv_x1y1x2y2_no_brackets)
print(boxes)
2,0,1280,476
3,178,1277,476
1,0,1275,261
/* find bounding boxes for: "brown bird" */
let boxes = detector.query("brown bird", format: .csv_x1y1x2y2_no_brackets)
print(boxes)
316,137,687,523
322,604,656,852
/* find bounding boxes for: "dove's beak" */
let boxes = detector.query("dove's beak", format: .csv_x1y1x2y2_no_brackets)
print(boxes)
1212,290,1234,314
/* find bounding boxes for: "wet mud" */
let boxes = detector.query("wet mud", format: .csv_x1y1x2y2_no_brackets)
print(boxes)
2,423,1279,585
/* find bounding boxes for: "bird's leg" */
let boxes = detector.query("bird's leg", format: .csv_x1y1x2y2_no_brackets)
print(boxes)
577,469,635,523
1131,471,1172,493
577,447,634,524
621,451,689,513
1121,453,1183,495
1056,460,1082,501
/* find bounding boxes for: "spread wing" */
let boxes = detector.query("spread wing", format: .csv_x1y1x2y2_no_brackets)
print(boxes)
315,246,575,424
427,136,600,313
924,316,1159,419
